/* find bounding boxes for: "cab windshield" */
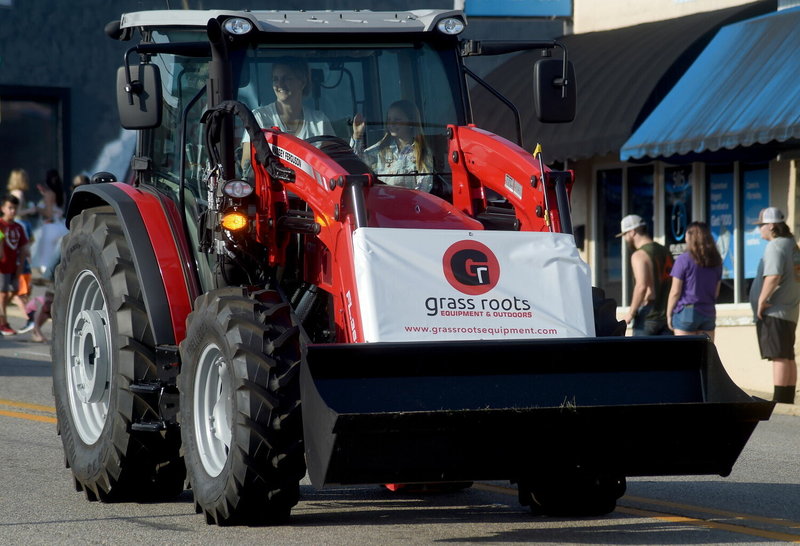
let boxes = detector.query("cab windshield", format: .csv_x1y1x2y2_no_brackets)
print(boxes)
236,42,463,192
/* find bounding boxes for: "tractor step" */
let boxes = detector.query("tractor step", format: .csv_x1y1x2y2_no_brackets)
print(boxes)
129,382,161,394
131,421,165,432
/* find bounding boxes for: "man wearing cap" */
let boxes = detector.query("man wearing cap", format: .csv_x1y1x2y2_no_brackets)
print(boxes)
617,214,674,336
749,206,799,404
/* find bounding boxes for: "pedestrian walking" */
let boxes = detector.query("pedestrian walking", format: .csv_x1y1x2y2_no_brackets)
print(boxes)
31,169,67,280
0,194,30,335
24,290,53,343
617,214,674,336
666,221,723,341
749,207,800,404
5,168,37,223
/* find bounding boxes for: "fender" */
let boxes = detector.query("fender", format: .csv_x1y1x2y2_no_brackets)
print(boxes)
67,183,195,346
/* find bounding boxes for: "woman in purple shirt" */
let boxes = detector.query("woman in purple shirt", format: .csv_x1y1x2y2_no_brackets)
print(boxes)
667,222,723,341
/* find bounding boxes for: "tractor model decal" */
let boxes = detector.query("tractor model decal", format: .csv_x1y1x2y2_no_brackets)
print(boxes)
271,144,328,189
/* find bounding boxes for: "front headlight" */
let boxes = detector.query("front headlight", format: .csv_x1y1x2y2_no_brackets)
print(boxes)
222,17,254,36
436,17,465,35
223,179,254,198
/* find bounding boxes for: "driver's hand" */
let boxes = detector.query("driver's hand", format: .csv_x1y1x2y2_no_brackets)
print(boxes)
352,113,365,140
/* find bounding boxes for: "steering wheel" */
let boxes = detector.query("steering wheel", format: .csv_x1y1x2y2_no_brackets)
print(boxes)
304,135,351,147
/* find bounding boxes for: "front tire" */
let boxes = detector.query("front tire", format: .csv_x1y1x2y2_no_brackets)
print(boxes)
178,287,306,525
51,207,185,501
515,288,626,516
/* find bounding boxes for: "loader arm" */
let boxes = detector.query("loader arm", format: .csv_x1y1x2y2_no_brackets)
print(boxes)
250,130,484,343
447,125,571,232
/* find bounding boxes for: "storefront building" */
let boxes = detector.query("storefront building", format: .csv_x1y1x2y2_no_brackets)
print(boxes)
476,0,778,304
620,5,800,389
479,0,799,391
621,6,800,307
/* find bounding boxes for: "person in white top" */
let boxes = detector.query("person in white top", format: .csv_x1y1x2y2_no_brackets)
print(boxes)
32,169,68,280
351,100,433,192
242,60,333,168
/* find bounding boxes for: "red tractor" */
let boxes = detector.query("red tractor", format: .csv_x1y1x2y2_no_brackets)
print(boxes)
52,9,773,525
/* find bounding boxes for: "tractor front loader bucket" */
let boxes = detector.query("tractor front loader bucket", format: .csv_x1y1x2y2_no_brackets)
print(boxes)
300,336,774,488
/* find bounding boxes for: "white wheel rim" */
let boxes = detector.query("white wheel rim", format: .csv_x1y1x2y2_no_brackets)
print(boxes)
65,270,112,445
194,343,233,477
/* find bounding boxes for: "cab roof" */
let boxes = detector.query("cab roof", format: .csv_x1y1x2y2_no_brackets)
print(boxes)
119,9,465,34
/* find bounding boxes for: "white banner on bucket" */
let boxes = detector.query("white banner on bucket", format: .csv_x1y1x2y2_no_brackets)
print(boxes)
352,227,595,342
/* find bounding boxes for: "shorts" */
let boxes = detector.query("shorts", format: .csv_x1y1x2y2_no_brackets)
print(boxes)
756,315,796,360
16,273,31,297
632,303,672,336
672,304,715,332
0,273,19,293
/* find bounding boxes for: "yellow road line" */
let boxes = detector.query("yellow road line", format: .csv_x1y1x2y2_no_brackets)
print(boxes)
474,482,517,496
624,494,800,529
0,398,56,413
618,506,800,543
0,409,57,424
474,482,800,542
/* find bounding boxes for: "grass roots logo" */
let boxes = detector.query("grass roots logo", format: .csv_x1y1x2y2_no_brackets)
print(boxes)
442,240,500,295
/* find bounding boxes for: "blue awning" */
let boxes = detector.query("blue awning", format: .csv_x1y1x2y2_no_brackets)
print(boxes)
621,7,800,161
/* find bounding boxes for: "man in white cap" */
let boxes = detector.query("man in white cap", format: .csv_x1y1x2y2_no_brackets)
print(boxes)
749,206,799,404
616,214,674,336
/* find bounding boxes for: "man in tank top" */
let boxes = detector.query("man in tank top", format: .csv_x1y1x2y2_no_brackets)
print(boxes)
617,214,674,336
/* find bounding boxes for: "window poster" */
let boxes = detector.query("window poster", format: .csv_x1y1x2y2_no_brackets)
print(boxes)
664,166,692,258
742,166,769,279
707,170,735,279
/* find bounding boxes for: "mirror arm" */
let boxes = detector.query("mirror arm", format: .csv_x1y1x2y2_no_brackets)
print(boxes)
554,42,570,99
123,47,143,106
461,39,559,57
122,42,210,107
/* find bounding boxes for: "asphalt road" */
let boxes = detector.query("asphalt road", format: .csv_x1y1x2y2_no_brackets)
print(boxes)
1,331,799,544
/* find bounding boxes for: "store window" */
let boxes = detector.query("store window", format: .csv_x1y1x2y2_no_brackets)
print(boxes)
706,162,768,303
598,164,704,306
0,86,67,205
628,166,654,236
596,166,655,306
596,168,622,303
599,161,769,308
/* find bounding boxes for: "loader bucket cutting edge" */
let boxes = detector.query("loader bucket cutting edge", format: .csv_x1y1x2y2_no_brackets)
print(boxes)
300,336,774,488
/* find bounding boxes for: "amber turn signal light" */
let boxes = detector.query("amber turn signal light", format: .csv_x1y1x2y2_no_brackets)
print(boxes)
221,211,248,231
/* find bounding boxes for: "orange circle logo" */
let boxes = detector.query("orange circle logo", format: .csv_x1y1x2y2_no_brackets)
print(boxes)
442,240,500,295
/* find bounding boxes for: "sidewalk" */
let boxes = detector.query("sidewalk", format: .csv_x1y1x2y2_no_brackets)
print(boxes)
715,325,800,417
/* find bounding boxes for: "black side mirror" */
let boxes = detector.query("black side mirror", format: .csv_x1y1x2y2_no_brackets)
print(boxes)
116,63,162,129
533,58,576,123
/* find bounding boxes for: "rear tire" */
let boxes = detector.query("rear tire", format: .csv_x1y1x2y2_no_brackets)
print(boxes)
51,207,185,501
521,473,626,517
178,287,306,525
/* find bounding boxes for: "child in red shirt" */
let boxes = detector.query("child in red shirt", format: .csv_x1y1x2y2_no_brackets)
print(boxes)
0,195,30,335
